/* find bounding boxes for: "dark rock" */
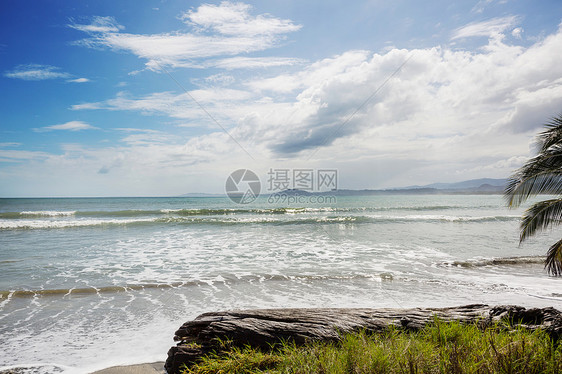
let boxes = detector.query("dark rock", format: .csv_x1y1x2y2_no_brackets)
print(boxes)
165,345,204,374
165,304,562,373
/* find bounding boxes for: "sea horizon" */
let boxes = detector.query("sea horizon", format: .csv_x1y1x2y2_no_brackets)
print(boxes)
1,194,561,373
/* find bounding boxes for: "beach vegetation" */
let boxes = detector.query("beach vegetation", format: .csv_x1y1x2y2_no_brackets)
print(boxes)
182,320,561,373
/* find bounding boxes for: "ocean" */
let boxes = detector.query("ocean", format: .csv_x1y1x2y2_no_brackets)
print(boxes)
1,195,561,373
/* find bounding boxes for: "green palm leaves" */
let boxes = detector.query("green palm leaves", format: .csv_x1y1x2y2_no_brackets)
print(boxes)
505,114,562,276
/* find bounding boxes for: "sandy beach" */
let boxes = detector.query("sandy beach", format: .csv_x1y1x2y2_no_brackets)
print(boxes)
90,362,165,374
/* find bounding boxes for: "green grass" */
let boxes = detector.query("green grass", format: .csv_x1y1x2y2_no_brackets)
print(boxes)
181,320,562,374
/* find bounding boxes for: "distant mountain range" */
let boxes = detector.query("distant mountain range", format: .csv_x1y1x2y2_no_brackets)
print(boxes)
178,192,226,197
278,178,508,196
400,178,507,190
179,178,508,197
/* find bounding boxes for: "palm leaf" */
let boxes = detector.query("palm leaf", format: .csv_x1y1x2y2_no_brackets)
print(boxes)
506,113,562,277
537,114,562,153
505,115,562,208
505,145,562,207
520,199,562,241
505,172,562,208
545,238,562,276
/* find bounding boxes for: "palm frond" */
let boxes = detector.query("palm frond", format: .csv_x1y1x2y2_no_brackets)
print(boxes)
537,114,562,153
505,173,562,208
504,145,562,208
545,238,562,276
520,198,562,241
506,113,562,277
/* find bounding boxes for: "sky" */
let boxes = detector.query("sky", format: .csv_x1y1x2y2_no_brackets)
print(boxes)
1,0,562,197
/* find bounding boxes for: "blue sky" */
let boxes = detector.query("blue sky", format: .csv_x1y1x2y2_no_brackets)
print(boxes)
1,0,562,197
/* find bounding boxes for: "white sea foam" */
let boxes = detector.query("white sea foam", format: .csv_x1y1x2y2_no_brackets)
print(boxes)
0,363,71,374
20,211,76,217
0,212,522,230
159,208,182,213
0,217,156,229
2,195,561,372
360,214,521,223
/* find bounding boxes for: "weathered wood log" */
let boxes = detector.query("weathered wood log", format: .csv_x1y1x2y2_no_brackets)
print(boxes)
165,304,562,374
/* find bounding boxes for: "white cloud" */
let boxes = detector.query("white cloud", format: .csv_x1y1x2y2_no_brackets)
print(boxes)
70,2,301,71
246,50,371,93
4,64,71,81
72,22,562,169
34,121,99,132
179,2,301,36
211,56,305,69
0,142,21,147
458,155,528,175
113,127,174,145
9,16,562,195
451,16,519,40
471,0,494,14
71,89,255,126
0,149,50,163
115,127,160,133
69,16,124,33
512,27,523,39
204,73,235,86
4,64,90,82
67,77,90,83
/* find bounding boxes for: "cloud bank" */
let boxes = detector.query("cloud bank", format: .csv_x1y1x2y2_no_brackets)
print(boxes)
3,4,562,196
70,2,301,71
4,64,89,82
34,121,98,132
4,64,71,81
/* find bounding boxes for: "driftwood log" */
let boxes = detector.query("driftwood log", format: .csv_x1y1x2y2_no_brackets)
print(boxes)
165,304,562,373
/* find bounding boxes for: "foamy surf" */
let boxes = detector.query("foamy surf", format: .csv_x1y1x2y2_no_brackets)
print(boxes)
0,214,521,230
0,217,157,229
439,256,546,268
0,363,71,374
20,211,77,217
1,195,561,371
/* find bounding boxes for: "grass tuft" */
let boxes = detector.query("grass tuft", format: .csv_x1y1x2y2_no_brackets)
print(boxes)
182,320,562,374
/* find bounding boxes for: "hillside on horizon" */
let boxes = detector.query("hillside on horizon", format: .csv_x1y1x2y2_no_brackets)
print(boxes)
180,178,508,197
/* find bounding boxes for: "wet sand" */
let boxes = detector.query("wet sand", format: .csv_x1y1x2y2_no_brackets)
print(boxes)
90,362,165,374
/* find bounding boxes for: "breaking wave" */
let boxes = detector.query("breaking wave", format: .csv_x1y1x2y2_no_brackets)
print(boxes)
0,272,398,299
0,214,520,230
0,204,499,219
440,256,545,268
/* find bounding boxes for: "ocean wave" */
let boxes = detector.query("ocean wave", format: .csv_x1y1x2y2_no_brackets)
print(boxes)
0,218,156,230
440,256,545,268
0,211,77,218
0,205,501,219
391,214,520,222
0,273,397,299
0,214,521,230
0,363,69,374
0,283,185,299
528,293,562,300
